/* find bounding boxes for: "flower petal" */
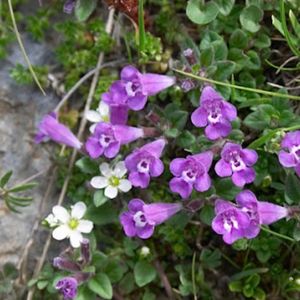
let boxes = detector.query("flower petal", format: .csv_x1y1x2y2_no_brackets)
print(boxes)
113,161,127,178
140,139,166,158
257,201,288,225
236,190,257,208
120,212,136,237
77,220,93,233
90,176,109,189
128,198,145,213
127,94,148,111
69,231,83,248
278,151,297,167
222,100,237,121
140,73,176,96
118,179,132,192
114,125,144,144
52,225,70,240
192,151,213,172
104,141,120,158
214,199,235,214
71,202,87,219
191,107,208,127
169,158,186,176
98,101,110,115
53,206,70,223
129,172,150,188
149,158,164,177
100,162,112,177
232,167,255,187
205,121,231,140
110,105,128,125
200,86,224,103
215,159,232,177
85,110,102,123
85,137,104,159
169,177,193,199
241,149,258,166
194,173,211,192
105,186,118,199
136,224,155,239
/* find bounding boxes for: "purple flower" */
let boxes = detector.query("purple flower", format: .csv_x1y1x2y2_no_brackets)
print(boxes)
212,200,250,244
85,122,144,159
102,65,176,113
215,142,258,188
278,130,300,177
120,199,182,239
35,112,82,149
64,0,76,14
53,257,81,272
169,151,213,199
191,86,237,140
125,139,166,188
56,277,78,300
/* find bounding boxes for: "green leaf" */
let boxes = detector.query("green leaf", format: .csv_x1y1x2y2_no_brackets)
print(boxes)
86,202,118,225
8,182,37,193
186,0,219,25
134,261,157,287
271,15,285,36
76,286,97,300
212,39,228,61
200,249,221,268
229,29,248,49
214,61,236,81
230,268,268,281
177,131,196,148
214,178,241,200
37,280,48,290
248,129,279,149
88,273,112,299
0,171,13,188
199,205,214,226
75,0,97,22
215,0,235,16
285,172,300,204
200,46,214,67
254,33,271,49
240,5,263,33
93,190,108,207
75,157,99,174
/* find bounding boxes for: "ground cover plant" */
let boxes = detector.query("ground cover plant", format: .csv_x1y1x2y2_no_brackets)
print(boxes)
2,0,300,299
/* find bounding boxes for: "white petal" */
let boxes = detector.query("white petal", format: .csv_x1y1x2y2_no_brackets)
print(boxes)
104,185,118,199
89,123,97,133
98,101,110,116
90,176,109,189
45,213,59,227
71,202,86,219
52,206,70,223
85,110,102,123
69,231,83,248
113,161,127,178
118,179,132,192
52,225,70,240
77,220,93,233
100,162,112,177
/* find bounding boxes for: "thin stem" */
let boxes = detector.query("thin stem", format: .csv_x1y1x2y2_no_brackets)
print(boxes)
173,69,300,101
138,0,145,55
265,58,300,73
7,0,46,95
192,252,197,300
260,226,295,243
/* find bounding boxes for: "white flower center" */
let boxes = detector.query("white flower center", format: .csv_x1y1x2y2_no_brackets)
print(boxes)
99,134,113,148
182,169,197,182
133,211,147,228
125,80,141,97
291,145,300,162
208,111,222,124
224,216,239,232
137,159,150,173
229,151,246,172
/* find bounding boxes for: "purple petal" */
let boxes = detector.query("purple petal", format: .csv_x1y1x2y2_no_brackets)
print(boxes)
241,149,258,166
63,0,75,14
34,131,47,143
121,65,139,81
120,212,136,237
194,173,211,192
191,107,208,127
205,121,231,140
222,100,237,121
104,141,120,158
243,222,260,239
85,138,104,159
125,152,139,172
143,203,182,225
223,229,244,244
200,86,224,104
140,73,176,96
212,214,227,234
169,158,186,176
127,94,148,111
221,142,242,156
169,177,193,199
140,139,166,158
136,224,155,239
128,198,145,213
215,159,232,177
281,131,300,148
236,190,257,207
257,201,288,225
110,105,129,125
149,158,164,177
114,125,144,144
232,167,255,187
129,172,150,188
192,151,213,172
214,199,235,214
278,151,297,167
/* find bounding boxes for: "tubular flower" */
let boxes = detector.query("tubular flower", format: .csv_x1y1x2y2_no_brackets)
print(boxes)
278,130,300,177
47,202,93,248
215,142,258,187
120,198,182,239
102,65,176,112
85,122,144,159
169,151,213,199
125,139,166,188
191,86,237,140
35,112,82,149
90,161,132,199
56,277,78,300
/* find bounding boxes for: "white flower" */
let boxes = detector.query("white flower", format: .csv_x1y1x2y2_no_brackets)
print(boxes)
45,213,59,227
85,102,110,133
90,161,132,199
140,246,150,257
50,202,93,248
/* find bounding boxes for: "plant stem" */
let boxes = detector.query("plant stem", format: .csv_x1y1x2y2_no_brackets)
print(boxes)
192,252,197,300
260,226,295,243
138,0,145,55
173,69,300,101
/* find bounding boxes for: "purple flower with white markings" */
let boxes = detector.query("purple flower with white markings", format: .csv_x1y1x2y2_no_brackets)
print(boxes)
120,199,182,239
56,277,78,300
278,130,300,177
35,112,82,149
64,0,76,14
125,139,166,188
212,200,250,244
191,86,237,140
169,151,213,199
85,122,144,159
102,65,176,113
215,143,258,188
